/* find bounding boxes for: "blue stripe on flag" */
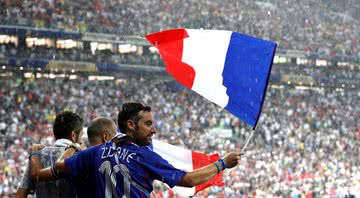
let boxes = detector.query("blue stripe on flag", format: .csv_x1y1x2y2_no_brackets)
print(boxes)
223,32,277,128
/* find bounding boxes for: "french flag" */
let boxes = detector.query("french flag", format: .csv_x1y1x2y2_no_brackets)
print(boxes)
149,139,224,196
146,29,277,128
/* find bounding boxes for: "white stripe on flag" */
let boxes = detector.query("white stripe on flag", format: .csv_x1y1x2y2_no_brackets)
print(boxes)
152,139,196,196
182,29,232,108
152,139,193,171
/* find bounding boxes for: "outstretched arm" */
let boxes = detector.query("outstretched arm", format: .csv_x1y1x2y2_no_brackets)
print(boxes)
177,152,241,187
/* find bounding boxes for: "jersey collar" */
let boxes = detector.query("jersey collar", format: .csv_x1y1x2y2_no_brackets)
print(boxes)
54,138,73,147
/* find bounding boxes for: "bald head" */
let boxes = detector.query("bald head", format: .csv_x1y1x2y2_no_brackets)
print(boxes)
87,117,117,146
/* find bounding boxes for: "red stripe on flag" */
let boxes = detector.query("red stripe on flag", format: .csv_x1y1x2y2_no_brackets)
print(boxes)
191,151,225,194
145,29,195,88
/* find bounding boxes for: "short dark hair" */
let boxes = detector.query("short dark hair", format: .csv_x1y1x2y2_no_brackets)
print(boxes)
87,117,117,144
117,102,151,134
53,111,83,140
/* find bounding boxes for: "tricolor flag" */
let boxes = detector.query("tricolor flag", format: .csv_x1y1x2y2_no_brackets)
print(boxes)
146,29,277,128
149,139,224,196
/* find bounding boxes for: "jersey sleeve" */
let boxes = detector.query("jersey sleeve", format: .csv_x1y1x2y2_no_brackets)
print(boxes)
64,146,98,178
139,149,187,188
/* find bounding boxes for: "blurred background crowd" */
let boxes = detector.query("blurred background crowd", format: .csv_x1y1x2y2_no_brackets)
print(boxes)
0,76,359,197
1,0,360,60
0,42,163,66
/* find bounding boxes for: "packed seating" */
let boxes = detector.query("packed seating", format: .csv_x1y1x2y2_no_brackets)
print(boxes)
1,0,359,59
0,75,358,197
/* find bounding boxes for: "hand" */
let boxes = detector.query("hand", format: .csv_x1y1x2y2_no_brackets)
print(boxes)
223,152,241,169
58,148,77,161
68,143,85,151
31,144,45,152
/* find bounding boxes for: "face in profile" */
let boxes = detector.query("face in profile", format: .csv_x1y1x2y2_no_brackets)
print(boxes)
74,128,84,144
133,111,156,146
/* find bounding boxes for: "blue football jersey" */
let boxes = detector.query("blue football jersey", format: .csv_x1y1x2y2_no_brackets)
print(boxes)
65,141,186,198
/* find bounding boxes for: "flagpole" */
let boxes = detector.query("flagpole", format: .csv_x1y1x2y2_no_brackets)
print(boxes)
241,129,255,152
223,129,255,177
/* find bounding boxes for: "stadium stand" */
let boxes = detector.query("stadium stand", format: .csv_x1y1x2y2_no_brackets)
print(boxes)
1,0,360,59
0,75,359,197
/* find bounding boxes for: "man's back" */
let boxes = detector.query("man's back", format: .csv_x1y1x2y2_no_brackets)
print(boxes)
35,145,75,197
65,140,186,198
19,140,76,198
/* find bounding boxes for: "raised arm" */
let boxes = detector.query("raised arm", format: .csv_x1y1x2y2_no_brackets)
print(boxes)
177,152,241,187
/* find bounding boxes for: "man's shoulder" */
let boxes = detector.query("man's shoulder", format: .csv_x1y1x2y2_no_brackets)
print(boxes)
74,143,104,159
137,145,153,153
39,145,67,164
35,145,76,197
41,145,67,152
134,145,164,160
119,143,153,154
94,142,159,160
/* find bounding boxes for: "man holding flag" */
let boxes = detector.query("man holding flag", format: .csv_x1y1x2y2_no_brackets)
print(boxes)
30,102,241,197
29,28,276,197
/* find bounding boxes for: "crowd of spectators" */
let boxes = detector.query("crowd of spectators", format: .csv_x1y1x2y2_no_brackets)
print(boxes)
0,74,358,197
1,40,359,90
1,0,360,60
271,64,360,88
0,42,164,66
